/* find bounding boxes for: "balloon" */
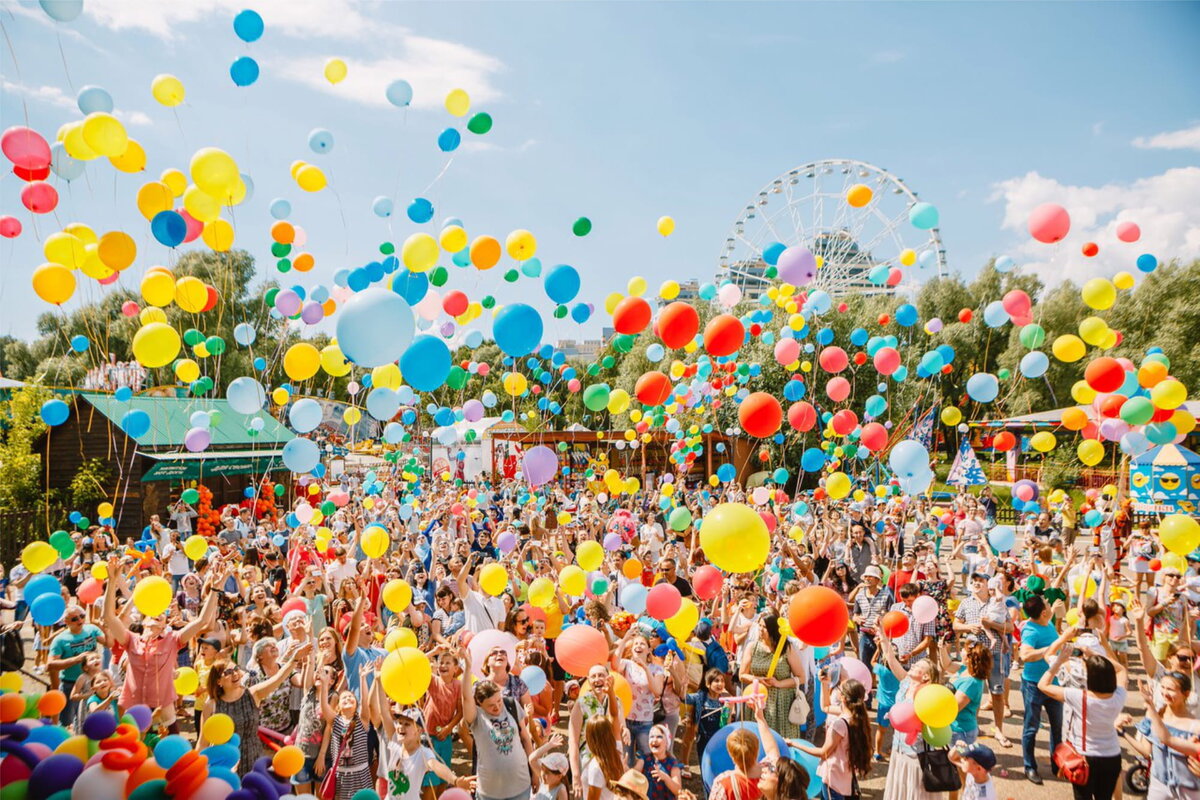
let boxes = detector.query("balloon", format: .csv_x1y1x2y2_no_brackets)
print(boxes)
658,302,700,349
704,314,744,357
479,563,507,596
657,216,675,236
1161,515,1200,556
131,322,181,368
544,264,581,304
226,376,266,414
646,583,683,620
966,373,999,403
31,592,66,625
21,180,58,213
739,393,782,438
1028,203,1070,243
520,666,547,696
151,210,187,247
361,526,390,558
383,580,413,613
700,503,769,573
1019,351,1049,379
2,126,50,169
324,57,348,84
1053,334,1087,363
1152,379,1187,410
283,438,320,473
909,202,939,230
788,586,849,646
777,247,817,286
988,525,1016,552
612,296,652,335
151,74,185,106
132,576,172,617
337,288,415,367
522,445,558,487
229,57,259,87
554,625,608,676
493,303,543,357
233,8,264,41
788,401,817,432
914,684,957,728
912,595,938,625
634,372,672,406
576,540,604,571
1081,278,1117,310
880,610,909,639
386,79,413,107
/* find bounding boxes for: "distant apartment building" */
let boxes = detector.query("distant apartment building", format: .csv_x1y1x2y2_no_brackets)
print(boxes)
556,339,605,361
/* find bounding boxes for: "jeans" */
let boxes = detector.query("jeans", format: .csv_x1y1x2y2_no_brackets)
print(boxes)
626,719,653,765
1021,678,1062,772
823,787,852,800
859,632,878,677
60,677,78,728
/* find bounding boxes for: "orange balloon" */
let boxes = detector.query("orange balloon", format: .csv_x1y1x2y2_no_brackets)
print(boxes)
1061,407,1089,431
126,757,167,795
612,296,652,335
634,371,672,406
622,558,643,579
321,299,337,315
0,692,25,722
609,669,632,715
293,253,314,272
704,314,745,357
470,235,501,270
270,221,295,244
38,689,67,716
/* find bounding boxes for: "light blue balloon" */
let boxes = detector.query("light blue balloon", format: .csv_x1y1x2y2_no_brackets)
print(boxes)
1019,351,1049,379
994,255,1015,273
76,85,113,114
620,583,647,615
282,437,320,473
571,302,592,324
909,202,939,230
269,198,291,219
372,196,394,217
807,290,832,315
801,448,826,472
988,525,1015,552
400,336,451,392
895,304,918,327
154,735,192,769
1146,421,1178,445
864,394,888,417
1120,431,1152,456
386,79,413,107
70,334,89,352
481,390,498,408
50,141,85,181
982,301,1010,328
464,329,484,348
336,287,415,367
189,411,211,428
918,249,938,270
966,373,999,403
239,172,254,202
493,304,543,357
383,422,405,444
289,398,322,433
520,666,547,695
233,322,256,346
645,343,665,363
888,440,929,475
366,387,401,421
396,386,416,405
308,128,334,153
762,242,785,266
40,0,83,22
40,398,70,426
698,283,717,301
544,264,581,304
226,376,266,415
121,409,151,437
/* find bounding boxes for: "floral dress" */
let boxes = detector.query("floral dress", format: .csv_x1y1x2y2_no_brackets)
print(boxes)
249,668,293,733
918,579,954,644
745,640,803,739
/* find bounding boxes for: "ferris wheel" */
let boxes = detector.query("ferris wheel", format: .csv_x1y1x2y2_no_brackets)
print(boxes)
717,159,947,298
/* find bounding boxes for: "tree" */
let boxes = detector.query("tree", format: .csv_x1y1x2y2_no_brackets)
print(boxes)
0,385,52,510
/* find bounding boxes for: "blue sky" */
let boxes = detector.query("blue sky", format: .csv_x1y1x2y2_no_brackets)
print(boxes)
2,0,1199,345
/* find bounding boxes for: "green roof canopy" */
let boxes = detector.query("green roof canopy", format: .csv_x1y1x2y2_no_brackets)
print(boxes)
81,392,295,449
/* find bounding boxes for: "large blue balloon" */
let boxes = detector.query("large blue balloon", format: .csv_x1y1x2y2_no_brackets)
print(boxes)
121,409,151,438
23,573,60,603
544,264,581,304
895,303,919,327
400,336,451,392
39,0,83,22
336,287,414,367
229,56,259,87
966,372,999,403
493,303,543,357
77,85,113,114
288,398,323,433
226,376,266,415
801,448,826,472
366,388,401,421
40,398,70,426
282,438,320,473
988,525,1016,552
702,722,794,790
151,210,187,247
619,583,647,615
233,9,264,42
437,128,461,152
31,592,66,626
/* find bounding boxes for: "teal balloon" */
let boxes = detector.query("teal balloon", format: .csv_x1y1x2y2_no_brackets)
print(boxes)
400,336,451,392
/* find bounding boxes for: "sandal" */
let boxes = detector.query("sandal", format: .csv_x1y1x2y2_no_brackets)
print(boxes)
991,728,1013,748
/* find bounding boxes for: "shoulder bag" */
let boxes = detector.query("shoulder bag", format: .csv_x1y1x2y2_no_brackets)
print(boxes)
917,741,962,792
319,717,353,800
1053,689,1090,785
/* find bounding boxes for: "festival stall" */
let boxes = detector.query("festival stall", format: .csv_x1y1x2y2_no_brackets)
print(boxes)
1130,443,1200,515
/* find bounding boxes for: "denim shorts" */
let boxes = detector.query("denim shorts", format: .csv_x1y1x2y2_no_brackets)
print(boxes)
292,756,318,785
988,650,1011,695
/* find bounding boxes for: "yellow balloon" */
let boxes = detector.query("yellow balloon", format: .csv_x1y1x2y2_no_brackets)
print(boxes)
132,322,182,368
627,276,647,297
528,578,555,607
324,58,348,84
175,276,208,313
1030,431,1057,452
141,270,176,307
1171,409,1196,436
184,534,208,560
290,160,309,179
1071,380,1097,404
32,263,76,305
91,562,108,580
402,233,440,272
190,147,239,199
202,713,234,745
161,168,187,196
321,344,352,376
1052,334,1086,363
136,181,174,221
659,280,680,300
899,248,916,266
558,565,586,596
0,672,22,693
202,219,235,252
657,216,675,236
1077,439,1104,466
80,112,128,157
444,88,470,117
1113,271,1135,290
606,389,631,415
1078,316,1110,346
385,628,418,652
480,563,508,596
576,540,604,572
666,598,700,641
174,666,199,695
1081,278,1116,310
296,164,327,192
439,224,468,253
699,503,769,573
97,231,137,271
21,541,57,573
183,184,221,223
193,342,210,359
361,526,390,558
44,232,87,269
372,363,402,390
1162,515,1200,556
382,579,413,613
343,406,362,425
826,471,852,499
227,177,248,206
940,407,962,426
503,371,528,396
284,343,321,381
132,575,172,617
109,139,146,173
175,359,200,383
914,683,957,728
1152,379,1188,410
151,74,185,106
604,292,623,314
505,229,537,261
846,184,873,208
380,647,432,704
62,121,98,160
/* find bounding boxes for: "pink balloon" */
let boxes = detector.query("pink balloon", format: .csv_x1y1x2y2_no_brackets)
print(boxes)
176,208,204,243
777,246,816,286
468,629,518,677
774,338,800,366
20,180,58,214
912,595,938,625
568,378,581,392
522,444,558,486
873,346,901,375
477,363,490,377
889,700,921,733
838,656,873,693
818,346,848,373
1116,221,1140,243
926,317,943,333
825,376,850,403
0,215,22,238
99,272,119,285
415,290,442,320
122,301,140,316
1,126,51,170
1028,203,1070,244
293,226,307,247
1001,289,1031,318
646,583,682,620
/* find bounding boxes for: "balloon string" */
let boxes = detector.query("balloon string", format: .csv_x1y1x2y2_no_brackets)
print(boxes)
56,30,74,91
421,156,456,196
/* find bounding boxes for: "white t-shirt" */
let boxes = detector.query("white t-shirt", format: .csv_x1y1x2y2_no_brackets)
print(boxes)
640,523,664,561
1063,686,1126,757
583,759,617,800
962,774,997,800
326,557,359,591
378,741,436,800
463,590,505,633
164,543,190,576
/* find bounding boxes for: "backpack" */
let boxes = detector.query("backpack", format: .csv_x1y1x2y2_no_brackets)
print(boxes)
703,638,730,675
0,626,26,673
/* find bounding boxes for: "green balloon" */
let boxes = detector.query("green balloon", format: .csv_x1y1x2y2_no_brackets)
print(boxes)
1019,323,1046,349
556,441,568,452
601,356,616,369
572,217,592,237
583,383,611,412
504,269,520,283
586,364,601,376
181,487,200,504
182,328,204,346
128,779,170,800
321,501,336,515
446,365,468,390
274,483,285,496
277,258,292,272
481,295,495,309
75,517,89,529
49,529,74,559
553,304,568,319
997,368,1011,380
764,266,778,279
264,287,279,306
205,336,226,355
380,242,395,255
1120,396,1154,426
466,112,493,134
612,334,635,353
0,779,29,800
668,506,692,531
271,241,291,257
921,724,952,747
430,267,449,287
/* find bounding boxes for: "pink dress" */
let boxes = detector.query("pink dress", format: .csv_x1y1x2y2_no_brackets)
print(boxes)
119,629,181,710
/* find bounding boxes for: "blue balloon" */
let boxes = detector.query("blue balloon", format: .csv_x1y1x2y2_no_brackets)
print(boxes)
49,141,85,181
849,327,869,347
233,322,256,346
801,448,826,473
1146,421,1178,445
787,746,826,798
994,255,1015,273
392,270,428,305
895,303,918,327
437,128,461,152
400,336,451,392
544,264,581,304
288,398,323,433
619,583,647,615
520,665,547,695
239,172,254,202
76,85,113,114
966,372,999,403
1019,351,1049,379
407,197,434,223
1137,253,1158,273
909,202,939,230
372,196,394,218
282,437,320,473
229,56,259,86
982,301,1009,328
23,573,60,603
40,398,69,426
988,525,1015,552
269,198,291,219
762,241,786,266
154,735,192,769
570,302,592,324
226,376,266,415
366,387,401,421
114,386,133,402
233,9,264,41
386,79,413,107
308,128,334,153
716,463,737,483
493,303,543,357
336,287,415,367
645,343,665,363
31,592,66,626
70,334,89,352
702,723,793,791
39,0,83,22
151,210,187,247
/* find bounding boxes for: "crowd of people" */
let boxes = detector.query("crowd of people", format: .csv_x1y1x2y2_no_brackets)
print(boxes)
4,468,1200,800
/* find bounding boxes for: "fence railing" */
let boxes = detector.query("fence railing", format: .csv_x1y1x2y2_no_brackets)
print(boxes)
0,507,72,567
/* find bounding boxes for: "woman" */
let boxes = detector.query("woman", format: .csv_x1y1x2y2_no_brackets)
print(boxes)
754,701,812,800
483,645,532,707
951,643,990,745
741,613,807,741
823,563,858,602
570,664,626,798
614,627,666,764
291,645,331,794
1137,674,1200,799
584,716,627,800
792,677,871,800
1038,644,1127,800
247,637,294,735
461,647,534,800
878,636,942,800
200,642,309,775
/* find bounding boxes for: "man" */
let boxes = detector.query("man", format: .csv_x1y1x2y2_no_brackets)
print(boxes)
889,583,935,665
659,556,693,598
1017,594,1072,784
325,544,358,593
234,507,255,538
169,499,197,537
887,553,926,593
955,573,1015,746
979,486,998,523
218,516,242,547
850,565,892,669
846,524,875,582
47,604,105,728
455,552,506,633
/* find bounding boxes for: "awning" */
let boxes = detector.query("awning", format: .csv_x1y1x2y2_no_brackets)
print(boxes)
140,450,284,482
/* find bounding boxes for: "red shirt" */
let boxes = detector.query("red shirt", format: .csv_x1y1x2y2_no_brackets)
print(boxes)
888,569,926,592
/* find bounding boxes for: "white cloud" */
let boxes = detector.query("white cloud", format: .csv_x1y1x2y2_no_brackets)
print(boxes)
2,79,76,110
1132,124,1200,152
460,138,538,155
117,110,152,127
82,0,401,40
871,50,906,64
991,167,1200,286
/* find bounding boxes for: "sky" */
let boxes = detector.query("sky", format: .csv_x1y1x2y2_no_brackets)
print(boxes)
2,0,1199,348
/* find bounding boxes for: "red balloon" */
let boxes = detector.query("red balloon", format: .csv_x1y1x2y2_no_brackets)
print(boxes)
1085,357,1126,393
703,314,744,357
13,164,50,181
657,302,699,349
554,624,610,676
880,610,909,639
612,296,652,334
788,400,817,432
646,583,682,620
20,180,57,214
873,347,900,375
957,308,973,323
1,126,51,170
1149,558,1162,572
443,289,469,317
826,376,850,402
693,565,724,601
787,586,849,646
280,597,307,617
759,512,777,533
739,392,782,438
818,346,848,373
77,577,104,605
1081,242,1099,257
201,286,219,313
992,431,1016,452
830,409,858,436
1028,203,1071,244
1098,394,1127,419
860,422,888,452
635,371,672,406
0,215,22,238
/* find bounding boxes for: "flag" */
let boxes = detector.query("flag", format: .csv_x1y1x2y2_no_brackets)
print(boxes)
909,407,937,452
947,438,988,486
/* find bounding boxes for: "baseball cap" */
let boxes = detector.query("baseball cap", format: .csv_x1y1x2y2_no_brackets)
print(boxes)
862,565,883,580
962,744,996,771
198,637,221,650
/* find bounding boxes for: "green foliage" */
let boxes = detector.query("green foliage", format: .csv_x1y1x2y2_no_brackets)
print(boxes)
1039,446,1082,492
69,458,114,508
0,385,52,510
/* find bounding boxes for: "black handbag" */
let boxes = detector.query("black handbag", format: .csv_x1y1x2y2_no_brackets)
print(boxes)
917,745,962,792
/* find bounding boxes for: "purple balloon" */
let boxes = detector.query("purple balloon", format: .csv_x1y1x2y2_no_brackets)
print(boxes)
28,753,84,800
1099,418,1130,442
777,246,817,287
300,301,324,324
522,445,558,487
439,321,455,337
603,532,622,551
81,710,117,740
126,703,153,731
463,398,484,422
275,289,302,316
496,531,517,554
184,427,211,452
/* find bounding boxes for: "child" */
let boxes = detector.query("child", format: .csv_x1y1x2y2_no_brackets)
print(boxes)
371,684,475,800
610,769,651,800
68,652,102,730
1109,601,1130,667
949,743,996,800
532,735,570,800
871,649,900,762
684,668,729,767
634,724,683,800
81,670,118,728
422,648,464,790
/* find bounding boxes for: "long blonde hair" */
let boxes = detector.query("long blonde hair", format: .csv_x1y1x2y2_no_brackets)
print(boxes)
584,716,624,783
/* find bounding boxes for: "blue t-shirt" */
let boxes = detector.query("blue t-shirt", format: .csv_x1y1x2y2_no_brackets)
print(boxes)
342,645,387,700
49,625,103,681
874,662,900,709
951,672,985,734
1021,620,1059,682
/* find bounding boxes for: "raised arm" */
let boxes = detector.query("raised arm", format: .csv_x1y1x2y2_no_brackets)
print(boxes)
460,647,477,726
251,642,310,703
102,555,131,645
